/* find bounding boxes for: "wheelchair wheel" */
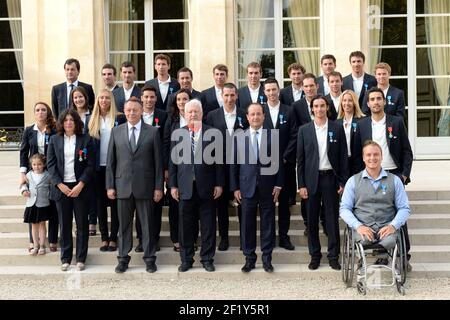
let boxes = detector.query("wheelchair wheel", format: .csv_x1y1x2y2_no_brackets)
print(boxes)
357,282,366,295
395,228,408,285
396,281,406,296
341,227,351,286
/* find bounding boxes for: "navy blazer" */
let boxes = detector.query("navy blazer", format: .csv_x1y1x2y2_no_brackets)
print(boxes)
113,85,141,113
263,104,298,163
361,85,405,118
342,73,377,107
230,129,284,198
163,117,180,170
237,85,267,110
165,89,203,112
316,75,326,95
279,85,305,106
297,120,349,195
201,86,222,118
46,133,94,201
352,115,413,184
144,78,180,110
168,124,225,200
143,108,168,147
324,94,340,121
20,125,56,170
292,98,313,127
336,117,362,175
51,81,95,119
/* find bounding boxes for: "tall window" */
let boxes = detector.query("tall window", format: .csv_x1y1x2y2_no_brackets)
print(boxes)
0,0,23,128
236,0,320,87
107,0,189,83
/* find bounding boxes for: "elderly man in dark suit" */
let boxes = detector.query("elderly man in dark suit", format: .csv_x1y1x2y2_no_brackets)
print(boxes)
106,97,164,274
297,95,349,271
51,58,95,119
230,103,283,273
169,99,225,272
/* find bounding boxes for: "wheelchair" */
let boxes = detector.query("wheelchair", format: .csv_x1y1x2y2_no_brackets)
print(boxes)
341,224,408,295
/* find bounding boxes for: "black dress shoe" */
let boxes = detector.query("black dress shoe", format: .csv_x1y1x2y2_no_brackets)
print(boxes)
146,262,157,273
202,261,215,272
178,262,193,272
108,245,117,252
263,263,274,273
155,244,161,252
375,258,389,265
135,243,143,252
279,239,295,250
241,262,255,273
99,245,109,252
303,229,308,236
115,262,128,273
308,259,320,270
218,238,229,251
329,259,341,270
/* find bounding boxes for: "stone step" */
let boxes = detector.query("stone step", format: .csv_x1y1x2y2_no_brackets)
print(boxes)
0,263,448,278
2,213,450,233
1,228,450,248
0,245,448,266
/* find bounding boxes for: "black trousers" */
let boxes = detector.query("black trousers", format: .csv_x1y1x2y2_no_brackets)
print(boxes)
28,200,59,244
95,167,119,242
179,182,216,264
168,190,180,243
305,171,340,261
241,187,275,265
117,195,156,265
278,163,294,241
55,182,89,264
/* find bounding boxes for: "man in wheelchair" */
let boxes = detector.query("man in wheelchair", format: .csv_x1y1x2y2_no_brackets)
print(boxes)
339,140,410,263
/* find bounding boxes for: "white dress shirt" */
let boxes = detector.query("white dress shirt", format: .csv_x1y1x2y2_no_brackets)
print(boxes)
292,87,303,102
79,110,90,127
343,117,353,157
382,85,390,101
63,134,77,183
371,115,397,170
66,80,79,105
180,115,187,128
267,102,280,128
127,120,142,144
352,74,364,98
123,84,135,101
223,106,237,135
249,127,262,152
330,93,342,113
99,116,112,166
314,121,332,170
159,77,171,102
322,75,330,95
249,86,260,104
143,111,155,125
215,86,224,108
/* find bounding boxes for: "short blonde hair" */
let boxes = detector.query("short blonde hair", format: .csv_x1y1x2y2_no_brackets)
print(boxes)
374,62,391,75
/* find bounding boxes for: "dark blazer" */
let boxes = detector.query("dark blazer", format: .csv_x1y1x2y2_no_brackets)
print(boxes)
163,117,180,170
292,98,313,127
201,86,222,118
336,117,362,175
352,114,413,184
46,133,95,201
237,85,267,110
230,129,284,198
51,81,95,119
324,94,340,121
168,124,225,200
279,85,305,106
342,73,377,107
316,75,326,95
106,121,164,199
361,85,405,118
205,106,249,166
113,85,141,113
20,125,56,170
144,78,180,110
91,114,127,171
143,108,168,146
263,104,297,163
297,120,349,195
165,89,203,113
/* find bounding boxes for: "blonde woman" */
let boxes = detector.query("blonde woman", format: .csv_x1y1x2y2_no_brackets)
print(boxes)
337,89,366,175
88,89,126,252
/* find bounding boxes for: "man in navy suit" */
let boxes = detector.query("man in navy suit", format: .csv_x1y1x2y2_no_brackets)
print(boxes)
144,54,180,110
361,62,405,118
169,99,224,272
230,103,283,273
279,63,306,106
292,73,318,127
237,62,267,110
166,67,203,112
200,64,229,118
317,54,337,96
263,78,298,250
51,58,95,119
325,71,343,120
297,95,349,270
352,87,413,267
113,61,141,113
206,83,249,251
342,51,377,107
101,63,119,92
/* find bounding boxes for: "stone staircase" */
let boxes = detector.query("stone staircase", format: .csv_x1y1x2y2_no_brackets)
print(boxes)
1,191,450,278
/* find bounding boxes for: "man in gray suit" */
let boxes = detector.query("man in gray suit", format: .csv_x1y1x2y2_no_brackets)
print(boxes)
106,97,164,273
